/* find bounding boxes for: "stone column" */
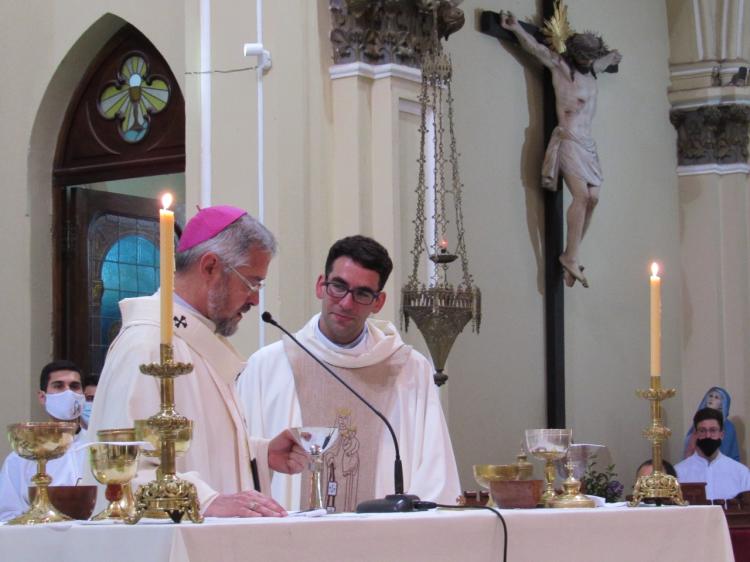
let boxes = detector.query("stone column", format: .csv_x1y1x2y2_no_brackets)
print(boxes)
667,0,750,461
326,1,463,320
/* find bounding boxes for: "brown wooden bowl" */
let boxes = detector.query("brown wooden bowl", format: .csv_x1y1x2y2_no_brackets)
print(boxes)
29,485,97,520
490,479,544,508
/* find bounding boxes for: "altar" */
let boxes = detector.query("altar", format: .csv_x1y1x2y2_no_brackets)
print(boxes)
0,504,733,562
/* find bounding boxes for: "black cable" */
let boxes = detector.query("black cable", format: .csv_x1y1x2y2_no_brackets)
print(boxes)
413,502,507,562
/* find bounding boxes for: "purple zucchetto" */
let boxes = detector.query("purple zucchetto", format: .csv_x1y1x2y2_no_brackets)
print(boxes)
176,205,247,252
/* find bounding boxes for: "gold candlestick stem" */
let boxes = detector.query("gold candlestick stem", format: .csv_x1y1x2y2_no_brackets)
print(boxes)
127,344,203,524
629,376,687,506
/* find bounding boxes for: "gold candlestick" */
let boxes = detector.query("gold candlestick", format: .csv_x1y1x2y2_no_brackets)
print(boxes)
126,344,203,524
629,376,687,506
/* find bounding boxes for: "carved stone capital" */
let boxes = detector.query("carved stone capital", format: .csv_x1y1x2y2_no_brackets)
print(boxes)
670,104,750,165
329,0,464,68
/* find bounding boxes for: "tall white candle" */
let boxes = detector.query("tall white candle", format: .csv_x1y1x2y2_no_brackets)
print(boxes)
159,193,174,345
650,262,661,377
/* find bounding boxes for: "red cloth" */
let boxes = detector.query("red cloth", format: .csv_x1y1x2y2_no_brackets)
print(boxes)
730,527,750,562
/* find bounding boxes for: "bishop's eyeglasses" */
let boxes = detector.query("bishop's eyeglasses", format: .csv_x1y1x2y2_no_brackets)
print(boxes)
322,280,380,305
226,264,265,293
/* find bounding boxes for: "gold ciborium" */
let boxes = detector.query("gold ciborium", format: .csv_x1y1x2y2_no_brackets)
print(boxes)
473,464,519,506
525,428,571,507
134,419,192,519
89,430,140,521
6,421,78,525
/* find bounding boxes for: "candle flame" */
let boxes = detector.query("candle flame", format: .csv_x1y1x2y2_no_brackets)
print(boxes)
438,238,449,250
161,193,173,210
651,262,660,277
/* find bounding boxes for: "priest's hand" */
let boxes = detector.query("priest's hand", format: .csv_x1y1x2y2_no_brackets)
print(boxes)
204,490,287,517
268,429,307,474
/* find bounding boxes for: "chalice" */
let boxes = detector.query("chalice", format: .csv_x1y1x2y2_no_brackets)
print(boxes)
473,464,519,506
524,428,571,507
6,421,78,525
89,428,140,521
290,427,339,510
551,443,603,508
134,419,192,519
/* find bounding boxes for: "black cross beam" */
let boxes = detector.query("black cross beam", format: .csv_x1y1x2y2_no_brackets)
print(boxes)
480,3,565,429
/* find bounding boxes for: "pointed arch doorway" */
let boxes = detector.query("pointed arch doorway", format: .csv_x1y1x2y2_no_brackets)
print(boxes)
53,23,185,379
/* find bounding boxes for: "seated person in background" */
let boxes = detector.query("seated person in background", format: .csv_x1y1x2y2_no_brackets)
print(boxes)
676,407,750,500
684,387,739,462
635,458,677,480
80,375,98,430
0,360,89,522
238,235,460,511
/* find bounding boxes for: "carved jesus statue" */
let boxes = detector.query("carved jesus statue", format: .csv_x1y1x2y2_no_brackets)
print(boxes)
501,7,621,288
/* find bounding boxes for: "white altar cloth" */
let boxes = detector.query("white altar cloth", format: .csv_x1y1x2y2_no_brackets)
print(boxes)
0,505,733,562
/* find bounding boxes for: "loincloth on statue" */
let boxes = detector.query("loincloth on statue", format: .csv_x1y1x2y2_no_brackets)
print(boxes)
541,126,603,190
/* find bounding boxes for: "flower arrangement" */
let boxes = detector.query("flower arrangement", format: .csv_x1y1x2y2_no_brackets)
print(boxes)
581,457,624,502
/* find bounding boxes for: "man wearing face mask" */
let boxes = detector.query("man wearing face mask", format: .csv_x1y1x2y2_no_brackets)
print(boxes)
80,375,98,430
0,360,88,522
675,407,750,500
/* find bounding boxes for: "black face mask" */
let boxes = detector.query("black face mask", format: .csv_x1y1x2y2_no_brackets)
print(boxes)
696,438,722,458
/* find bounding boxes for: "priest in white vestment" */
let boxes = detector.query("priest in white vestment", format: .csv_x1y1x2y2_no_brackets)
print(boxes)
238,235,460,511
87,206,306,517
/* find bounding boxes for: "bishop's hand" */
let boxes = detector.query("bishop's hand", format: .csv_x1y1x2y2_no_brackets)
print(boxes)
204,490,287,517
268,428,308,475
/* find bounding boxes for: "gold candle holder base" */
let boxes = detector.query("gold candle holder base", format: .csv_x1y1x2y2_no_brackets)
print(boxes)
630,471,686,506
131,475,203,523
127,344,203,524
629,376,687,507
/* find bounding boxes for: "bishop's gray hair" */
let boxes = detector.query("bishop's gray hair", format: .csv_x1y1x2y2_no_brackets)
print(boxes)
175,214,277,272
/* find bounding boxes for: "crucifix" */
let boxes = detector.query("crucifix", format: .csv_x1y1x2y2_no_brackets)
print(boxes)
480,1,621,427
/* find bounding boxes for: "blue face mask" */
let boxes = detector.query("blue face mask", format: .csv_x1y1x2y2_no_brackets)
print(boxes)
81,401,93,425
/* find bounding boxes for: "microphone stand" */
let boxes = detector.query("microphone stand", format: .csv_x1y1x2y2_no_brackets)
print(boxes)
262,311,419,512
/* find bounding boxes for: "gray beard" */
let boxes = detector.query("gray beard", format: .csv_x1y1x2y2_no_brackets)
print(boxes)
207,277,242,337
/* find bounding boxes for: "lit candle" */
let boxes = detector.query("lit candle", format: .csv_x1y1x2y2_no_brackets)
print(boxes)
438,238,449,250
650,262,661,377
160,193,174,345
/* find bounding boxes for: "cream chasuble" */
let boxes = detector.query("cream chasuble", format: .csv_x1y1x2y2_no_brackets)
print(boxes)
238,314,461,511
285,336,409,511
87,294,271,512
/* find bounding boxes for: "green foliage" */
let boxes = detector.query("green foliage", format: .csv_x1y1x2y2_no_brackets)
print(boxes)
581,457,624,502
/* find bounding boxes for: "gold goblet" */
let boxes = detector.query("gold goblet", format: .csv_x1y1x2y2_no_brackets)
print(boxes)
90,428,140,521
524,429,571,507
6,421,78,525
472,464,519,506
134,419,193,519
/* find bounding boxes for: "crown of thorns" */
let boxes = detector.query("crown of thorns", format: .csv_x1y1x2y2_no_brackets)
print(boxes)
565,31,609,60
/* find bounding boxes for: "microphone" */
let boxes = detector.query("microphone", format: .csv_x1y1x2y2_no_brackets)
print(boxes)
261,311,419,513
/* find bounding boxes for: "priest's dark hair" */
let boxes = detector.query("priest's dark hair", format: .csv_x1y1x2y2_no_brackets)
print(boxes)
636,458,677,478
693,406,724,431
325,235,393,290
39,360,82,391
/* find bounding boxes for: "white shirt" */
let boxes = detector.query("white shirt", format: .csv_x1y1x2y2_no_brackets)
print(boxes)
675,451,750,500
0,428,88,522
